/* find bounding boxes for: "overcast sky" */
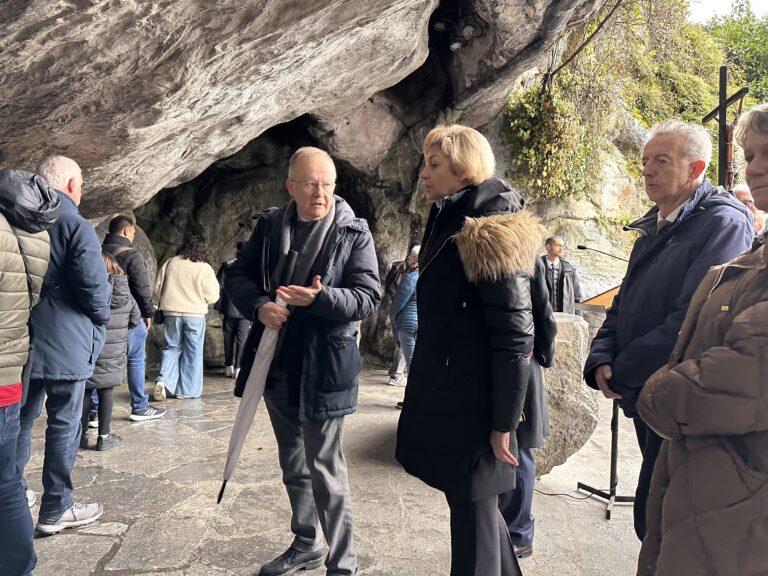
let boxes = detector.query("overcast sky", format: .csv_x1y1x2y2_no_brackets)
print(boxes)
688,0,768,23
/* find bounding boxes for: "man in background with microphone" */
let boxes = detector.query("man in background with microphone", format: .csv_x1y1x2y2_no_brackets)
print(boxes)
583,120,753,542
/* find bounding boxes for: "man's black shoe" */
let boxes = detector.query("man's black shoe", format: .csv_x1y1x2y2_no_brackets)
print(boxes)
513,543,533,558
258,547,324,576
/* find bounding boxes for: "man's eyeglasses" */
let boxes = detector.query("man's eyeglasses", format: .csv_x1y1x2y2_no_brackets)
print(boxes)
290,179,335,192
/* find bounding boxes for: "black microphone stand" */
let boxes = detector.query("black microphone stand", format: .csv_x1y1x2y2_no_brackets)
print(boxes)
574,244,633,519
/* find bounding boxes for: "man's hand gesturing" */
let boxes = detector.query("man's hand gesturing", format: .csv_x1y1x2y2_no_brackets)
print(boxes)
276,275,323,307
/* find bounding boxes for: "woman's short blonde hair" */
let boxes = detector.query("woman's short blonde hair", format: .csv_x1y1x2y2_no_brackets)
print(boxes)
736,102,768,148
422,125,495,185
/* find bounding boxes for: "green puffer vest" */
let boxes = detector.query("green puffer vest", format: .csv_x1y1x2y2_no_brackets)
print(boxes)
0,212,50,388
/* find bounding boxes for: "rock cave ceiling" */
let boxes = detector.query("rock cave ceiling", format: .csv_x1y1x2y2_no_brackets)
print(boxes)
0,0,606,217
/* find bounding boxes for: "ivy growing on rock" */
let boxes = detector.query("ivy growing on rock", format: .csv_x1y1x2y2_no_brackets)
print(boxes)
501,77,596,202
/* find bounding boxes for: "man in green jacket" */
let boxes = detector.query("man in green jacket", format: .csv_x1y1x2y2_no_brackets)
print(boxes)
0,168,58,575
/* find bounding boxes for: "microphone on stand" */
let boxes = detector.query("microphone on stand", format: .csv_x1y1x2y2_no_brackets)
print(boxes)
576,244,629,263
573,242,634,516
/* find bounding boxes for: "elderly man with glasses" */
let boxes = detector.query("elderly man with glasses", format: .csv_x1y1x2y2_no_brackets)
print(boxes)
225,147,380,576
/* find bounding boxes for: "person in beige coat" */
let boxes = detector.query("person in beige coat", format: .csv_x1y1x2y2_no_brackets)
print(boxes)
154,239,219,400
636,103,768,575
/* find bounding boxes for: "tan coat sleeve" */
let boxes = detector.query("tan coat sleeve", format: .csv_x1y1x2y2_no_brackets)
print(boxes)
638,300,768,439
201,263,220,305
154,258,170,298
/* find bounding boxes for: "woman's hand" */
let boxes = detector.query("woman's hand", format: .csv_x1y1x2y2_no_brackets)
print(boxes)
490,430,519,466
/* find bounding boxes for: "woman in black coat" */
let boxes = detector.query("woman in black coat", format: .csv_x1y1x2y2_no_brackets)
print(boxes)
80,253,140,451
396,125,544,576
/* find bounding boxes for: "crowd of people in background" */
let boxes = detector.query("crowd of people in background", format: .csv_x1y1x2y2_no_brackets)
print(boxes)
1,101,767,576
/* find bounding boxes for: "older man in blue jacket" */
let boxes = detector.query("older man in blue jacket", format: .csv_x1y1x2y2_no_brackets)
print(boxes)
15,156,111,535
584,121,754,542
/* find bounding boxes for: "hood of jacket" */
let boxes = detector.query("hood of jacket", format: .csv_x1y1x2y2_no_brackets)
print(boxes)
626,179,750,236
467,177,525,216
454,210,545,283
109,274,132,310
0,168,60,233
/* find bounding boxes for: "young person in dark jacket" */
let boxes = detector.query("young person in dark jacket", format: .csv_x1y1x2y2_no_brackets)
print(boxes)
225,147,380,576
396,125,544,576
102,215,165,421
80,253,140,451
0,168,57,576
215,241,250,381
16,156,111,535
583,120,754,542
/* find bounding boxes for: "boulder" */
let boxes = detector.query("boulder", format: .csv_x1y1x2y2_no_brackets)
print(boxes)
537,312,599,476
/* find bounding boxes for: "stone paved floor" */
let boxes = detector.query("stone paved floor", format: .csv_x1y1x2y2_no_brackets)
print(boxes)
25,370,642,575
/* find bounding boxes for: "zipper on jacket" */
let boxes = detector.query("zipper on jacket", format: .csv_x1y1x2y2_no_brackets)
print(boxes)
419,236,453,279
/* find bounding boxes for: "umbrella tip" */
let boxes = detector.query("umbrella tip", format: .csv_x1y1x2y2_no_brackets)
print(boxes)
217,481,227,504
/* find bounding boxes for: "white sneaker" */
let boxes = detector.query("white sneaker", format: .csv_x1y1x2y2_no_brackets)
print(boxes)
153,381,166,402
224,365,234,378
26,489,36,508
36,502,103,534
388,375,407,387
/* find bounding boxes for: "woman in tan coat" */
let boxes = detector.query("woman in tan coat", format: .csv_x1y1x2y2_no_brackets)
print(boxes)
636,103,768,575
154,239,219,400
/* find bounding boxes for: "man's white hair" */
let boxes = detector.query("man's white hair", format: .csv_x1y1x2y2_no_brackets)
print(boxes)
408,244,421,260
38,155,81,191
646,120,713,170
287,147,335,179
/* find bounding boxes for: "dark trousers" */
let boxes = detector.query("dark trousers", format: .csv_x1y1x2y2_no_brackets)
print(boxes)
82,388,114,436
498,447,535,546
633,418,663,541
445,493,522,576
222,317,250,368
0,401,36,575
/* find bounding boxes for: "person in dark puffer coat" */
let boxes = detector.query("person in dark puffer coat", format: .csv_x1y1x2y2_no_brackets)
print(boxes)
396,125,543,576
80,253,139,451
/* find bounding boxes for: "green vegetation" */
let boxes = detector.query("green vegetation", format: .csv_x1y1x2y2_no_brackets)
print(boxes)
502,0,764,201
707,1,768,102
501,78,595,202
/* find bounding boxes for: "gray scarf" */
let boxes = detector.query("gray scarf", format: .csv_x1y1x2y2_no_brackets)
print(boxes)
270,197,337,290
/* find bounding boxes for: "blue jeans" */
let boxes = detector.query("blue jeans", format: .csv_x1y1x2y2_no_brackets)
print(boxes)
0,402,36,575
127,321,149,411
158,316,206,398
396,329,417,372
16,378,86,523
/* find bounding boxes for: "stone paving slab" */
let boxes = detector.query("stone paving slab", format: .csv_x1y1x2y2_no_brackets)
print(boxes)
26,370,643,575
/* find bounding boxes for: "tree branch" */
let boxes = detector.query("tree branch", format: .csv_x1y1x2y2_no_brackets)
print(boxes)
549,0,625,78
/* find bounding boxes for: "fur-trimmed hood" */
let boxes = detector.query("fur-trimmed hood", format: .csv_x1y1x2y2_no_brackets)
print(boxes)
454,211,545,283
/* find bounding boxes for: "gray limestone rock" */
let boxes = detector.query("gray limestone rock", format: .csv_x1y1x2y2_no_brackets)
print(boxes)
537,312,599,476
33,533,116,576
1,0,441,216
106,518,208,571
